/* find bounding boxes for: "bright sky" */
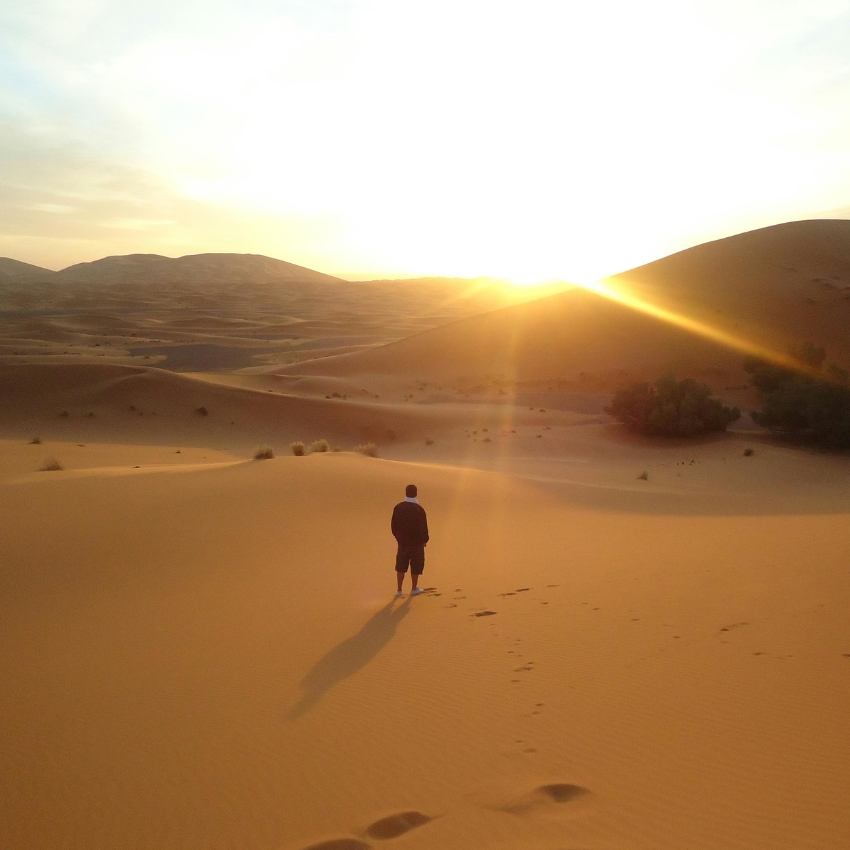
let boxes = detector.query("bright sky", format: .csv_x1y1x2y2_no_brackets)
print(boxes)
1,0,849,282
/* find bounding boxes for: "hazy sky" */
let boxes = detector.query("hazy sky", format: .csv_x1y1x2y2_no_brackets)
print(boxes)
2,0,849,281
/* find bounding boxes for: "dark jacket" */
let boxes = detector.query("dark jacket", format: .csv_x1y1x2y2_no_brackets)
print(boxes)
391,500,429,547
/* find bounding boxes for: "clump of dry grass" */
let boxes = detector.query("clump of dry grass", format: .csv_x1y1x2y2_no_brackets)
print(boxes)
637,470,648,481
253,446,274,460
309,439,329,453
356,442,378,457
40,457,63,472
29,436,41,445
743,448,754,457
290,441,305,456
195,406,209,416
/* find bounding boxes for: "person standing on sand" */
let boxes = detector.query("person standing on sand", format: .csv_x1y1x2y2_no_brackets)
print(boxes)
392,484,429,597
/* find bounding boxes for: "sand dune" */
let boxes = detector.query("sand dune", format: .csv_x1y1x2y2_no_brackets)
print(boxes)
0,363,457,451
287,220,850,393
0,257,53,277
0,254,530,372
1,451,848,850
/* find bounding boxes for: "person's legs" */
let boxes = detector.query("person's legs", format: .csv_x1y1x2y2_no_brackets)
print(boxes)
409,547,425,594
395,546,411,594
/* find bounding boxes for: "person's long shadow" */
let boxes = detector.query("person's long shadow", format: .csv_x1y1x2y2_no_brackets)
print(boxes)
286,597,412,720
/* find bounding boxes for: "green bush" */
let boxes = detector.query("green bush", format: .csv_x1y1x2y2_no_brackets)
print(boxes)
745,345,850,449
605,374,740,437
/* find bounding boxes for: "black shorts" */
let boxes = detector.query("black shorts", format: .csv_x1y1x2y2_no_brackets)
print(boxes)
395,545,425,575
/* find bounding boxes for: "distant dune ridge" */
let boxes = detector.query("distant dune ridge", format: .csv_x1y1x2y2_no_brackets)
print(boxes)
287,219,850,388
48,252,347,286
2,219,849,383
0,252,534,371
0,257,53,278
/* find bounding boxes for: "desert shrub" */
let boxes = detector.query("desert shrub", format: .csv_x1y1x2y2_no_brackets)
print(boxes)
637,470,648,480
253,446,274,460
29,436,41,445
605,375,740,437
745,344,850,448
195,406,208,416
309,438,329,453
789,341,826,369
40,457,63,471
290,441,305,456
356,442,378,457
743,448,754,456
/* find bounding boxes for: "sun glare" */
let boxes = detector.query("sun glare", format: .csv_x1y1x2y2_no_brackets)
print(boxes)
575,277,807,373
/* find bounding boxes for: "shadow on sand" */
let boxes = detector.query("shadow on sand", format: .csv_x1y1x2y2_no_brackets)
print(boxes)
286,597,411,720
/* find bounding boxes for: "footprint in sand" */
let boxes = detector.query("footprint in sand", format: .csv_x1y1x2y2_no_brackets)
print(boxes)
364,811,432,840
470,782,590,816
301,839,370,850
473,610,498,617
503,783,590,814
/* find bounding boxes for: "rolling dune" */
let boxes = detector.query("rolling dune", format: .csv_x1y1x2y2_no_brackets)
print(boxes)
287,220,850,389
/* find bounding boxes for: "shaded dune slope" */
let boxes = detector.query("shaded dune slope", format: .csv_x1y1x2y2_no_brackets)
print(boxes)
0,363,479,448
286,220,850,384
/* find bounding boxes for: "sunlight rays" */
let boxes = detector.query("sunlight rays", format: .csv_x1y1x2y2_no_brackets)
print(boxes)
575,277,808,373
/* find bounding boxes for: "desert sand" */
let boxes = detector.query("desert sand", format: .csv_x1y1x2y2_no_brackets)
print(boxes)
1,222,849,850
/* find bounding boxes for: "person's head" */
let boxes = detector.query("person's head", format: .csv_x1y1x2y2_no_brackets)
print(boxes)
405,484,418,498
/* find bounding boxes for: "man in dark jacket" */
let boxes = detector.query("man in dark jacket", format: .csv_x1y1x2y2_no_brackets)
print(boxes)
391,484,429,597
